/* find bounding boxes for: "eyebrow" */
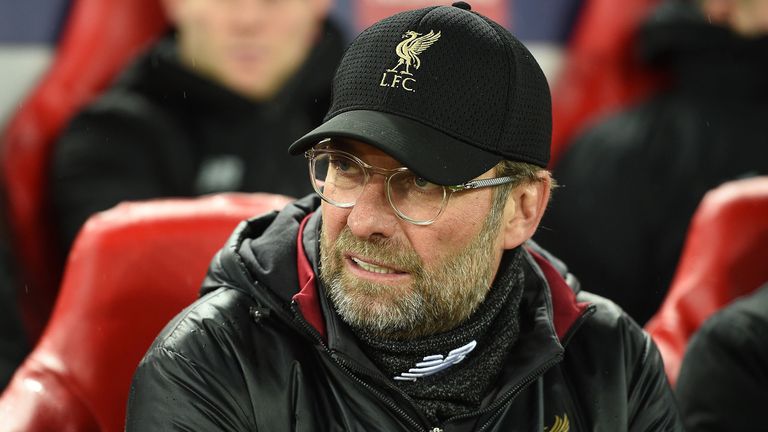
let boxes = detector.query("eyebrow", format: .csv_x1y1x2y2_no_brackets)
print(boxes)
323,137,355,153
322,138,416,174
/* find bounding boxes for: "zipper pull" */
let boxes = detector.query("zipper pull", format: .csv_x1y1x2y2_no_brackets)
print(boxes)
249,305,270,323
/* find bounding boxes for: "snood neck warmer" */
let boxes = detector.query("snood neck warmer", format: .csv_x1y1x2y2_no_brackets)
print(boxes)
352,248,525,424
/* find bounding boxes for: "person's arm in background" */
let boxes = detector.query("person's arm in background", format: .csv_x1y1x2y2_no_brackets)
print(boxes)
676,284,768,432
50,94,193,255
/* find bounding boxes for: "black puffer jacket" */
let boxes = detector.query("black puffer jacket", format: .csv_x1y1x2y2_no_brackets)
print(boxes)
126,195,682,431
50,20,345,256
676,282,768,431
535,0,768,324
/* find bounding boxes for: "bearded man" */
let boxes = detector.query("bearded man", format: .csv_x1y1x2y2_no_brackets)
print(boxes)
127,3,683,430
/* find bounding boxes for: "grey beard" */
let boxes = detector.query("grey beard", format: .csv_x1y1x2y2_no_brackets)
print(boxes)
322,269,426,335
319,222,500,340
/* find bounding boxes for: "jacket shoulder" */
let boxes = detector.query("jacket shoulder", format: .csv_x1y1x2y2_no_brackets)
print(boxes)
572,290,650,363
576,290,633,325
127,288,263,430
563,290,683,430
149,287,257,356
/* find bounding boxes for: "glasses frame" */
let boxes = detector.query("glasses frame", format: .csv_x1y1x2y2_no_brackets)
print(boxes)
305,141,520,225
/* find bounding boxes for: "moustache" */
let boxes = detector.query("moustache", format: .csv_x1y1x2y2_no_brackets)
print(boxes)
331,227,424,274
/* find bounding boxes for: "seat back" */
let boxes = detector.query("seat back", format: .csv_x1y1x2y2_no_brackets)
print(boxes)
0,193,292,432
0,0,168,342
645,177,768,386
550,0,664,165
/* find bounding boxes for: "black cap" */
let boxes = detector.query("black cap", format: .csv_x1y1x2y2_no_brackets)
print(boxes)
289,3,551,185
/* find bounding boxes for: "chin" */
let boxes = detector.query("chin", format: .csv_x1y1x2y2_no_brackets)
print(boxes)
220,71,272,98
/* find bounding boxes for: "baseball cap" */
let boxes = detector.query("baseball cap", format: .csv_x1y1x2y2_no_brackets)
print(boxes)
289,2,551,185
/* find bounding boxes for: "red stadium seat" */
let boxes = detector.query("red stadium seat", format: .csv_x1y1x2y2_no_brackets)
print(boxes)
0,0,168,343
550,0,664,165
0,193,292,432
645,177,768,386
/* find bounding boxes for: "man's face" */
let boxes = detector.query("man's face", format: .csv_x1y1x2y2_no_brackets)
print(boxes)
702,0,768,36
319,140,509,339
168,0,327,100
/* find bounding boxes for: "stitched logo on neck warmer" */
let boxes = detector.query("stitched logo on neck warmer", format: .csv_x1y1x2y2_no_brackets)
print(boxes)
379,30,441,93
393,340,476,382
545,414,570,432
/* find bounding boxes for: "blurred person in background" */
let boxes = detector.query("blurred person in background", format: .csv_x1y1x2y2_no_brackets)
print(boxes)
50,0,344,258
676,281,768,431
0,200,28,390
535,0,768,324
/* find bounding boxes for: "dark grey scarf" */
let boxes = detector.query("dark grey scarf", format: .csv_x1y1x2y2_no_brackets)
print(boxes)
352,248,525,424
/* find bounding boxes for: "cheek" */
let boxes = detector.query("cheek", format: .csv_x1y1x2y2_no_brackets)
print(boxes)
405,224,472,269
320,203,349,242
415,193,493,264
275,6,316,32
269,13,317,56
184,10,225,54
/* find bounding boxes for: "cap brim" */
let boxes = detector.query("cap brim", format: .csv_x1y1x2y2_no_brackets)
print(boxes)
288,110,502,185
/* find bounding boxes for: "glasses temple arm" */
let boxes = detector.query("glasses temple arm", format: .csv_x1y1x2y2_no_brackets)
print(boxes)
448,176,517,192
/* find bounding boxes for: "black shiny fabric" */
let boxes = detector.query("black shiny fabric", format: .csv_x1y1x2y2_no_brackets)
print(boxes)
126,195,683,431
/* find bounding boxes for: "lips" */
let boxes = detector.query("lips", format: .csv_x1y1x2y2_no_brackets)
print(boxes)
349,256,404,275
229,45,268,65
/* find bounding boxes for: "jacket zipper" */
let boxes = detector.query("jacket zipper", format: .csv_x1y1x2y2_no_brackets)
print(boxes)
446,304,598,431
290,301,429,432
551,304,596,432
288,300,598,432
417,354,563,432
330,351,428,431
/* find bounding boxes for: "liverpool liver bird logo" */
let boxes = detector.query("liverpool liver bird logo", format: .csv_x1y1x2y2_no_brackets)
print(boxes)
386,30,442,76
545,414,570,432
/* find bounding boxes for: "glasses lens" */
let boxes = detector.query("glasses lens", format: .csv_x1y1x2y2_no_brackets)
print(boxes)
388,171,447,223
311,152,366,207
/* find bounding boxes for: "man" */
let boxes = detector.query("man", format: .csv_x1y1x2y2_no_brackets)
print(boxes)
50,0,343,256
535,0,768,324
127,3,683,430
676,282,768,431
0,209,26,391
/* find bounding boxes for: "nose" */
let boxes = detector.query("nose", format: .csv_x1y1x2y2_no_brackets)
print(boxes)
230,0,267,31
346,178,399,240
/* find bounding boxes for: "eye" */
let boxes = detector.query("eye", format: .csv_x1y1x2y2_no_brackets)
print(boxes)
328,155,362,178
413,176,440,191
329,157,353,172
330,157,351,172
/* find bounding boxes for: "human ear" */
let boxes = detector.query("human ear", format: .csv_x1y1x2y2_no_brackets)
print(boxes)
160,0,184,25
311,0,333,18
699,0,733,26
500,174,552,250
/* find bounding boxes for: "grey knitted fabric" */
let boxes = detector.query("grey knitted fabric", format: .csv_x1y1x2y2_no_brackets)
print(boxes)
352,248,525,423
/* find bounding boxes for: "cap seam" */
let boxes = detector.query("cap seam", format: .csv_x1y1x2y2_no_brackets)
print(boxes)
415,5,444,27
477,14,514,155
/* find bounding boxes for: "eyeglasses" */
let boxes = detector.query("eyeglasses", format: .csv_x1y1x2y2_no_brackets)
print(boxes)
305,141,520,225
